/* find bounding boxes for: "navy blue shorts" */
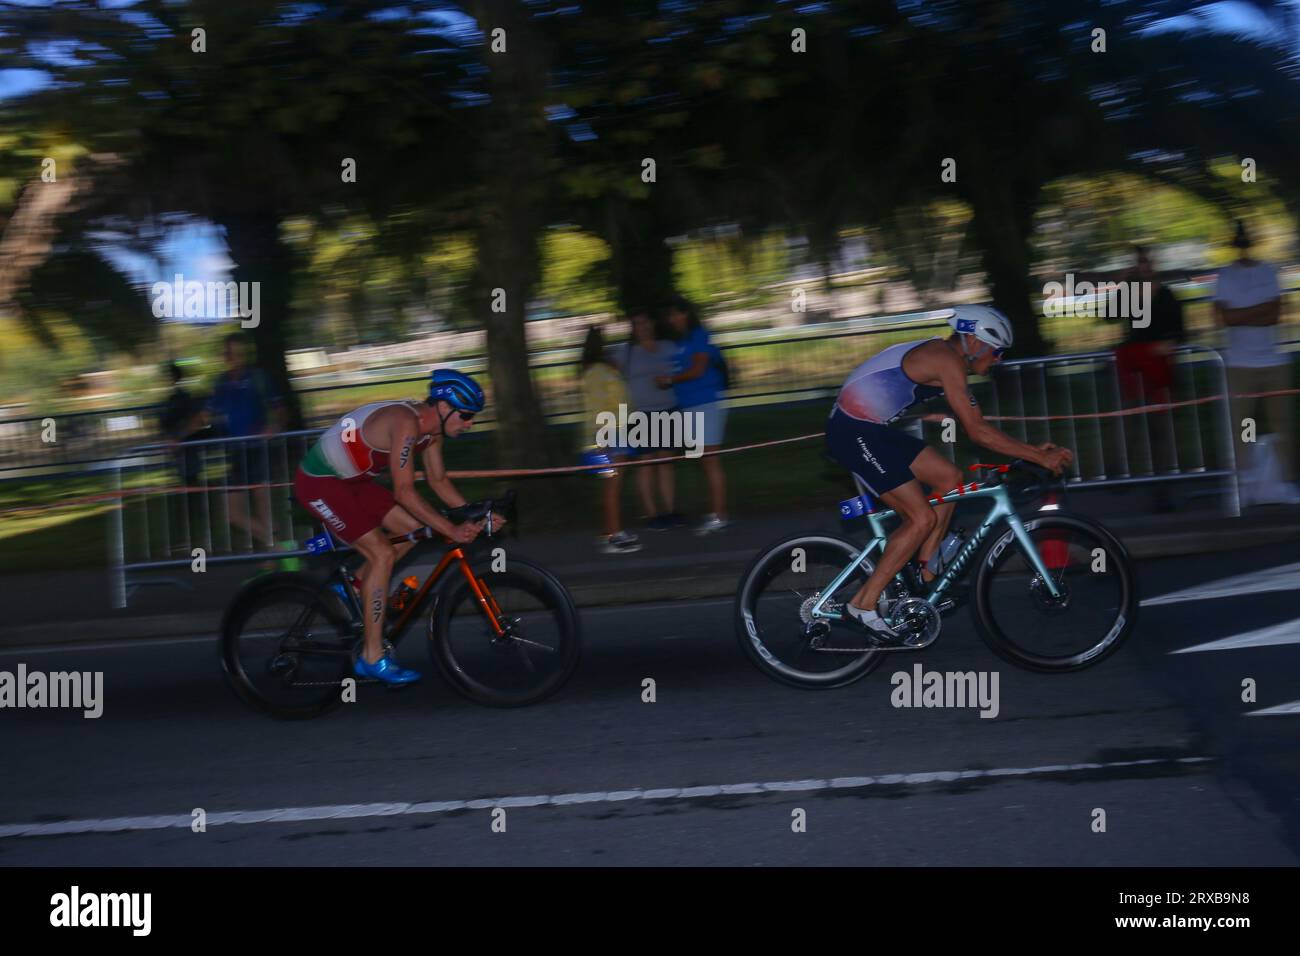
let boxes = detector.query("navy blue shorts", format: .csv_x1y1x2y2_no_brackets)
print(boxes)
824,408,927,497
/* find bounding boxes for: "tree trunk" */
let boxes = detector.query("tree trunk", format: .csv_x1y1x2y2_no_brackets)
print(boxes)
471,0,552,468
220,212,306,430
606,195,675,315
966,179,1049,357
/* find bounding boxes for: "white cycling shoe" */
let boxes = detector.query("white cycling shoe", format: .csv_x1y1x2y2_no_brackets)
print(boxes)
844,602,904,646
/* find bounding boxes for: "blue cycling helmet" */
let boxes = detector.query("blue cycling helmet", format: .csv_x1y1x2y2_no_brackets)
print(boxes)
428,368,486,414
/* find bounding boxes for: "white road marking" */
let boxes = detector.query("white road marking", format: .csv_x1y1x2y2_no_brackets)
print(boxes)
1246,700,1300,716
1142,560,1300,608
0,756,1213,839
1170,617,1300,654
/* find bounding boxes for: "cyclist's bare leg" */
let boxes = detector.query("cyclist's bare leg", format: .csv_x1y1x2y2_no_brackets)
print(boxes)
908,447,961,580
380,504,424,565
848,479,936,612
350,505,424,585
349,528,396,664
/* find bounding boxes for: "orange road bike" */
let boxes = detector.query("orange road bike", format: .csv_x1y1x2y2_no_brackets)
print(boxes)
221,493,581,718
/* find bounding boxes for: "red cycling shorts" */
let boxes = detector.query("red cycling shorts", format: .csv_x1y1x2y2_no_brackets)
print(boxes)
295,468,395,544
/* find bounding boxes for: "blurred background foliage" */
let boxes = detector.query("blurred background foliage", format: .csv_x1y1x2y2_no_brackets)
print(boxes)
0,0,1297,461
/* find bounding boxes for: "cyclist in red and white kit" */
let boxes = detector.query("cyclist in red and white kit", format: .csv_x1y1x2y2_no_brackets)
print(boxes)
294,369,497,684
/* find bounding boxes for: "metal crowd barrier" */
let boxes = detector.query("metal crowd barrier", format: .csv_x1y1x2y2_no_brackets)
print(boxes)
107,345,1245,607
0,404,162,477
905,344,1240,514
109,429,324,608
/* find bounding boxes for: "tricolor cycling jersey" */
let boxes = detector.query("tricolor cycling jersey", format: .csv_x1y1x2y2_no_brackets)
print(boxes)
300,401,432,481
833,338,945,424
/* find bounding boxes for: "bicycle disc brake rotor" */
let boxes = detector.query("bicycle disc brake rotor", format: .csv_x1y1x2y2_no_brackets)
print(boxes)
1029,573,1071,612
887,597,941,646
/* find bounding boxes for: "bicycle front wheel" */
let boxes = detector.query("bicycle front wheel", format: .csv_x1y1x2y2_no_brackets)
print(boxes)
735,534,889,689
973,513,1138,671
430,558,581,707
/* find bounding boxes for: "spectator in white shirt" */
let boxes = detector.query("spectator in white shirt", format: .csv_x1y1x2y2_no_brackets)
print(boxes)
1213,221,1294,485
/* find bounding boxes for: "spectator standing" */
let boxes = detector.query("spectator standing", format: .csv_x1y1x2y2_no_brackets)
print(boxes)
160,361,208,487
208,332,283,554
580,325,642,554
1213,221,1295,492
615,309,682,530
1114,246,1186,509
656,295,730,534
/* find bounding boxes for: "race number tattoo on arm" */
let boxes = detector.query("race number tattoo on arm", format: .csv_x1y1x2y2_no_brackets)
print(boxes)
398,436,415,470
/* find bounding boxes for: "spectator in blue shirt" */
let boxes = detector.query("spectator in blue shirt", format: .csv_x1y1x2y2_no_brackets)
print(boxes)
208,333,283,553
655,295,730,535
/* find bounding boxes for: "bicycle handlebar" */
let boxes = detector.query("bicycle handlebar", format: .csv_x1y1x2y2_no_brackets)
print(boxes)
1001,460,1065,504
445,490,517,527
390,491,518,546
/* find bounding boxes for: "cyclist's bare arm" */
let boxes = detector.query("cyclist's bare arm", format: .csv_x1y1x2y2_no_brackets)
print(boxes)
922,345,1072,473
381,413,474,541
420,439,466,508
423,441,507,533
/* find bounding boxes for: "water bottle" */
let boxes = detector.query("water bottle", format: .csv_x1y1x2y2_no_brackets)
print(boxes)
387,575,420,617
940,527,966,565
332,573,364,608
927,527,966,575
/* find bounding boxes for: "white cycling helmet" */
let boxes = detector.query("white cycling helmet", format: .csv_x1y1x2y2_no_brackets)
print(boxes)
947,304,1013,352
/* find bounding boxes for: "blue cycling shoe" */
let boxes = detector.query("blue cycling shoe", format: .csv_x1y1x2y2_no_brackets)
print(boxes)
354,652,422,685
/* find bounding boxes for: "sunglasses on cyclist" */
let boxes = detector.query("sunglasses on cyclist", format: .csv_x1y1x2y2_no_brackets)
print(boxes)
456,410,476,422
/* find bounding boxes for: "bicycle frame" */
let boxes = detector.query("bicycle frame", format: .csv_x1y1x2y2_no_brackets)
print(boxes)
809,480,1062,623
333,533,508,642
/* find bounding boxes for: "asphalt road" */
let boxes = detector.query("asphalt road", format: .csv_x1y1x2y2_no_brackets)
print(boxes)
0,542,1296,866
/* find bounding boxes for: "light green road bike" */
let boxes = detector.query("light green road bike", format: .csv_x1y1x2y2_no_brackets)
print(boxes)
735,460,1139,689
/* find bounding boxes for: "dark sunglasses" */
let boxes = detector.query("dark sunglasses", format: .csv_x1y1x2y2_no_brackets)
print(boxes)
456,410,476,422
992,347,1008,358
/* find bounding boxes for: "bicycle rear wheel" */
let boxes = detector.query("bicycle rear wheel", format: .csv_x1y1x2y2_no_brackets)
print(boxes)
221,575,355,719
735,534,891,689
973,513,1138,671
430,558,581,707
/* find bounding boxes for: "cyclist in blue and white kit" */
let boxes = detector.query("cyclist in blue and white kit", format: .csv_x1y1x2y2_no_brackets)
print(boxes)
825,305,1073,643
